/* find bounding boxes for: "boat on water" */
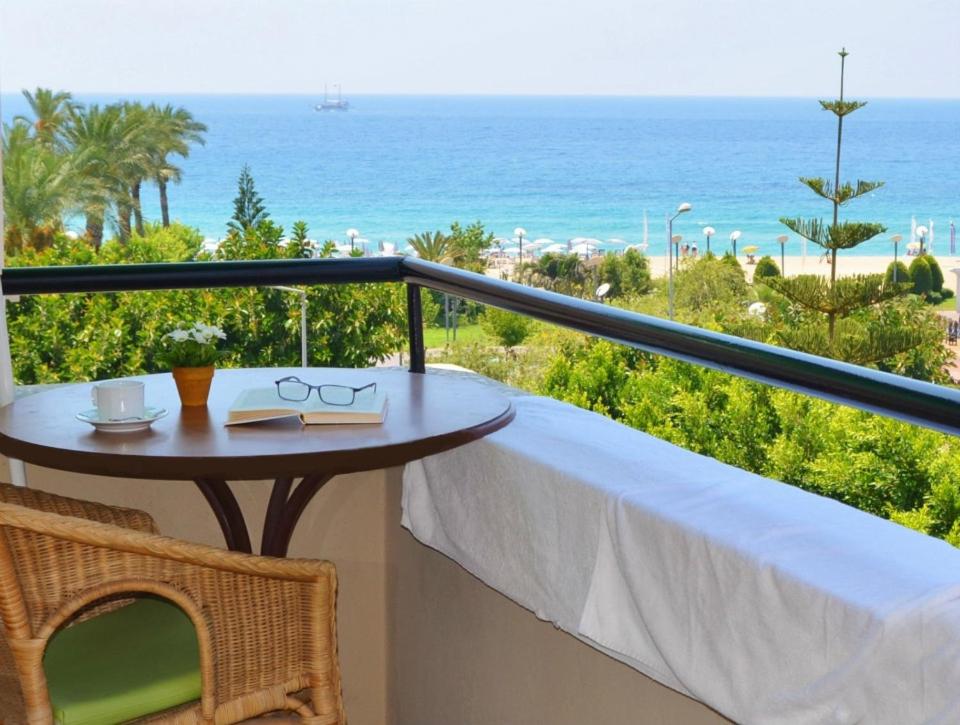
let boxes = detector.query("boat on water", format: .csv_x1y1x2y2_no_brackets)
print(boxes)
315,84,350,111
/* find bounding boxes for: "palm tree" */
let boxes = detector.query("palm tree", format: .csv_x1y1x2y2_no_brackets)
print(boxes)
63,104,150,249
146,105,207,228
2,121,75,251
15,88,80,149
406,230,456,264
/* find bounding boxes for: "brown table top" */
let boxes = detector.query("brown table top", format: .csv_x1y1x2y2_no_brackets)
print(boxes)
0,368,514,480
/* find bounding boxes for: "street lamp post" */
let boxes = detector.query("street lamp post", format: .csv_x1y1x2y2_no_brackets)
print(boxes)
514,227,526,270
346,228,360,253
703,226,715,254
672,235,682,271
891,234,902,282
730,230,741,258
668,203,692,320
269,286,308,367
777,234,788,275
917,225,929,255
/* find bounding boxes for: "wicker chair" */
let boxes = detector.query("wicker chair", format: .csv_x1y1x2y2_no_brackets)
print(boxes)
0,483,345,725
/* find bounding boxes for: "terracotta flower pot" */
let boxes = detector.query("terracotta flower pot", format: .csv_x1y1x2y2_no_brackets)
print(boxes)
172,366,215,407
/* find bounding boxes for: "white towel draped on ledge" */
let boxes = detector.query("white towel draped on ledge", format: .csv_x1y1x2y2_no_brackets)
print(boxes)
402,393,960,724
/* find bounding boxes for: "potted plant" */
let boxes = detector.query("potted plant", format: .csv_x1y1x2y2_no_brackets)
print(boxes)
160,322,226,406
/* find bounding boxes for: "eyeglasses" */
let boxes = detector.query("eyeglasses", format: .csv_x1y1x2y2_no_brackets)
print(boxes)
275,376,377,406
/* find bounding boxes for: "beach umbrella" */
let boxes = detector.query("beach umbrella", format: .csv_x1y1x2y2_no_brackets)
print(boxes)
742,245,759,255
907,241,922,252
606,238,629,245
541,243,567,254
571,242,598,258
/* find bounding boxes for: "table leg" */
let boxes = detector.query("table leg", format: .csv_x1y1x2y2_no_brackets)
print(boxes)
261,473,335,557
193,477,253,553
193,474,334,557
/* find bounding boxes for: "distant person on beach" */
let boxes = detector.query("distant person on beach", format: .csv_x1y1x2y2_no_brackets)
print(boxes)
691,243,698,258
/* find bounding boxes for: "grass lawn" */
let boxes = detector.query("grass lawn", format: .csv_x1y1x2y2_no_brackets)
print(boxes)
423,324,489,348
935,296,957,312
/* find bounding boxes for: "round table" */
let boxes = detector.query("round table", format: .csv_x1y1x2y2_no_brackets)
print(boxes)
0,368,514,556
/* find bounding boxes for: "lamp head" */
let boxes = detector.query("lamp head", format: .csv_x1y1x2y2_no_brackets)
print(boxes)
346,228,359,239
917,226,929,236
671,235,683,243
730,230,742,241
514,227,527,238
891,234,903,243
777,235,789,244
677,203,692,214
703,226,715,237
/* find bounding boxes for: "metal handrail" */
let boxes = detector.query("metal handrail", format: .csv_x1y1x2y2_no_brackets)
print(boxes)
2,256,959,436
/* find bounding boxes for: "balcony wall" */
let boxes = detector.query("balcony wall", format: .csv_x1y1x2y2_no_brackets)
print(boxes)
1,457,726,724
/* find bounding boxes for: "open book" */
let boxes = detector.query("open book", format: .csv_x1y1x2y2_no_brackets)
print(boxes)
225,387,388,426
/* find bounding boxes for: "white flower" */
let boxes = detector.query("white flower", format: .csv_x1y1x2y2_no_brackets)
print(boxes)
166,322,224,347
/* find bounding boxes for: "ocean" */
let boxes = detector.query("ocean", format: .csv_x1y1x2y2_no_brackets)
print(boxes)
2,94,958,257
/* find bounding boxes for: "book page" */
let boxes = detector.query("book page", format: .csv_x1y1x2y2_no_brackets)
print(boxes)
226,386,387,425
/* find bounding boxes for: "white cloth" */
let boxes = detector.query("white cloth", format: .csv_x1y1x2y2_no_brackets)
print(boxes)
402,394,960,724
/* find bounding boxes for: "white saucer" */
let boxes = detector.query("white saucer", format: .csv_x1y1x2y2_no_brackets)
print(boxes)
76,406,168,433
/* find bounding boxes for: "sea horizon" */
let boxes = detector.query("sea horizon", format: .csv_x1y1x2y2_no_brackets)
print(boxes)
3,93,958,256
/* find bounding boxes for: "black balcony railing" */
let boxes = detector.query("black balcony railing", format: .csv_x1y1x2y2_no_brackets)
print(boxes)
3,256,960,436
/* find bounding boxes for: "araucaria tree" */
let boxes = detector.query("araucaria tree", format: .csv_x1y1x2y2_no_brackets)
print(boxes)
227,165,269,232
768,49,921,364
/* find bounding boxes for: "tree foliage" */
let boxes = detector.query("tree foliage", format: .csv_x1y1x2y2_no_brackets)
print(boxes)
481,307,534,349
885,261,910,286
770,49,915,360
596,249,652,298
910,256,932,296
3,89,206,250
227,164,269,233
753,255,781,280
5,224,406,383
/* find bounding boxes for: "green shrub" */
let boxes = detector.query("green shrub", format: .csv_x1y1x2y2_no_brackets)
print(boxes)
910,256,933,296
753,256,781,280
597,249,652,298
943,288,955,300
420,289,443,328
675,256,750,313
885,261,911,286
481,306,534,349
926,256,945,292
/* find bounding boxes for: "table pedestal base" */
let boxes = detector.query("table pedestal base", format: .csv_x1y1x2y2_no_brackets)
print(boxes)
194,474,335,557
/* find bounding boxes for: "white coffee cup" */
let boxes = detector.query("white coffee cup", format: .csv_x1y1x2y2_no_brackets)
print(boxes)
91,380,145,420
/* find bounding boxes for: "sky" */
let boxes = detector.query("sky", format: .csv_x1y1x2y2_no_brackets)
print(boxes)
0,0,958,97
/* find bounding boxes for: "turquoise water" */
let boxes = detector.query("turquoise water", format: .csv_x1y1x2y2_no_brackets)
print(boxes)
3,94,958,256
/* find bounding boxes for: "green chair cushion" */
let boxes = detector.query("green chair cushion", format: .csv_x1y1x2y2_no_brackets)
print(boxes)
44,596,202,725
